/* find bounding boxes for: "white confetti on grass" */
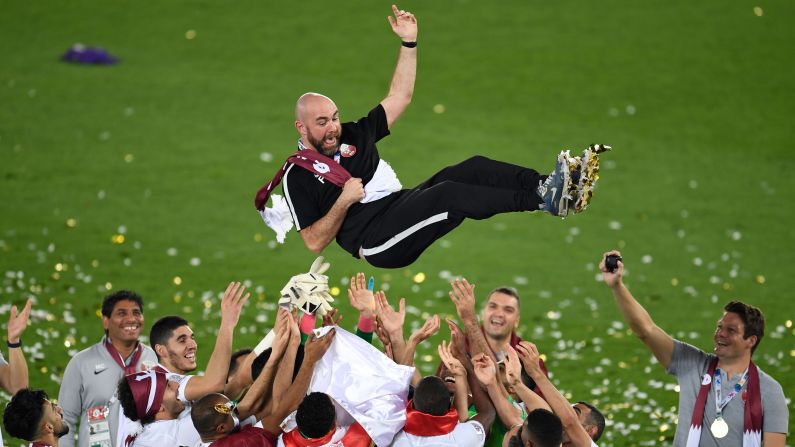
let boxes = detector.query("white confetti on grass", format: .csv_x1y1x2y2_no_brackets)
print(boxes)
608,221,622,230
260,152,273,162
189,257,201,267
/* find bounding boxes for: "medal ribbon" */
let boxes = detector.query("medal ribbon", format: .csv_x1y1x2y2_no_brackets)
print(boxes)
713,367,749,420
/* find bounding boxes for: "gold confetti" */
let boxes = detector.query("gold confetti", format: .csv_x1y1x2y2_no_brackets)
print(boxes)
174,295,182,303
755,275,765,284
433,104,445,114
254,233,263,242
182,306,193,314
670,278,679,286
330,287,340,296
55,263,64,272
790,350,795,357
723,282,733,291
173,276,182,285
674,385,681,393
49,297,56,305
618,361,628,369
660,423,669,432
95,309,102,318
105,282,113,290
204,300,212,309
51,272,60,280
124,153,134,163
413,272,426,284
185,29,197,40
539,354,547,362
786,320,792,328
753,6,763,16
91,259,100,268
111,234,126,244
40,367,48,374
65,218,78,228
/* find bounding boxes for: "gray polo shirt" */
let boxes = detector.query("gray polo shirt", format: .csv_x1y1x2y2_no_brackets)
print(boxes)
58,338,157,447
666,340,788,446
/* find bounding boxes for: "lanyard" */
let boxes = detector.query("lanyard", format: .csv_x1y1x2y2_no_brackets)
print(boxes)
714,367,749,418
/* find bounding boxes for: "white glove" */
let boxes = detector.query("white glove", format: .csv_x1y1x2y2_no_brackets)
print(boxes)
278,256,335,316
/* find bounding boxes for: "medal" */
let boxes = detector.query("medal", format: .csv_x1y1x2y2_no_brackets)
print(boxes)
710,418,729,438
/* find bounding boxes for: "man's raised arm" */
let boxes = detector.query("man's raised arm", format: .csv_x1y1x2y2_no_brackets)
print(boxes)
380,4,418,129
601,250,674,368
299,178,364,253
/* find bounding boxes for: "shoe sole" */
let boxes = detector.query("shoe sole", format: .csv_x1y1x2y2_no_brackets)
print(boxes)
572,144,610,213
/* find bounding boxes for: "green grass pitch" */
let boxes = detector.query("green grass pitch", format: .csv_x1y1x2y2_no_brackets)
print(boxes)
1,0,793,445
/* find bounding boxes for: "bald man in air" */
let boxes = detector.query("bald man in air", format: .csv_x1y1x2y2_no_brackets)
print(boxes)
255,5,609,269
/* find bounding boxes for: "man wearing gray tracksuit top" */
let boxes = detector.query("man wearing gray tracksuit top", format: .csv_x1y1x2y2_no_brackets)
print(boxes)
58,291,157,447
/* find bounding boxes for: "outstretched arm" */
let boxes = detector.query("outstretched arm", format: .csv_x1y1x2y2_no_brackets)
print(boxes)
299,178,364,253
600,251,674,368
381,4,418,129
184,282,249,400
0,298,31,393
516,342,591,447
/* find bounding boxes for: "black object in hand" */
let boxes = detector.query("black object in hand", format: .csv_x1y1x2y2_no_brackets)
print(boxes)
605,254,622,273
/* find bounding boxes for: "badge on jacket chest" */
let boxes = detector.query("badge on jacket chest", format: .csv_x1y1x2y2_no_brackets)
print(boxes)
340,144,357,157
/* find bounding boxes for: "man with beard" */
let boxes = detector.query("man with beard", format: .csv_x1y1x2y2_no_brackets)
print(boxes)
0,298,33,447
254,5,609,269
600,250,788,446
147,282,250,404
58,290,158,447
3,388,70,447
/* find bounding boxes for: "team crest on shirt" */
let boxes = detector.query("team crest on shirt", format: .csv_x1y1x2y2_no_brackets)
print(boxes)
313,160,330,174
340,144,357,157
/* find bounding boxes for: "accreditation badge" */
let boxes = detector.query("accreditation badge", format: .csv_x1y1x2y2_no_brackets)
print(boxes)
87,405,112,447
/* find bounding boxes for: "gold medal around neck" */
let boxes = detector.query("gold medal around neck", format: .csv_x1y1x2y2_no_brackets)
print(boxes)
710,418,729,438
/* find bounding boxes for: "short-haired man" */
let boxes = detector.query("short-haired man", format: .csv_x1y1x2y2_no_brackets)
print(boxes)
279,392,370,447
3,388,70,447
118,282,250,446
58,290,157,447
447,279,548,447
389,374,494,447
601,250,788,446
254,5,607,269
148,282,250,404
511,342,605,447
192,329,335,447
514,409,564,447
1,298,32,447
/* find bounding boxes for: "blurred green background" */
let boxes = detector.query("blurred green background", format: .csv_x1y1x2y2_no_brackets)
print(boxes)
1,0,793,445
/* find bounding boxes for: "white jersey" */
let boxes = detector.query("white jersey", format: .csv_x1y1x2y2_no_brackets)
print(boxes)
132,409,201,447
155,363,193,404
388,421,486,447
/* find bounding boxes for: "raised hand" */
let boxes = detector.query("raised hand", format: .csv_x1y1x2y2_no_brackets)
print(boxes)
270,309,293,361
503,346,523,386
322,308,342,327
449,278,477,322
347,272,375,319
446,319,467,362
221,282,250,328
599,250,624,289
374,290,405,337
387,4,418,42
7,298,32,343
472,352,497,387
409,314,440,345
438,340,466,379
515,341,544,380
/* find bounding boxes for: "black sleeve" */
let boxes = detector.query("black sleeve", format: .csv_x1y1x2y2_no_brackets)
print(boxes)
282,168,322,231
351,104,391,145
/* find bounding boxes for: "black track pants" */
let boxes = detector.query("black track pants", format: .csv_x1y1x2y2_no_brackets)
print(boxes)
360,156,545,268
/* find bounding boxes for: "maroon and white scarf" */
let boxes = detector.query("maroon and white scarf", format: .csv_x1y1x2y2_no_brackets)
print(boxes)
686,358,762,447
254,150,352,211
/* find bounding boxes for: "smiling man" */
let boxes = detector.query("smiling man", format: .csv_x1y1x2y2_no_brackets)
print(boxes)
148,282,250,404
58,291,157,447
600,250,788,447
254,5,608,269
